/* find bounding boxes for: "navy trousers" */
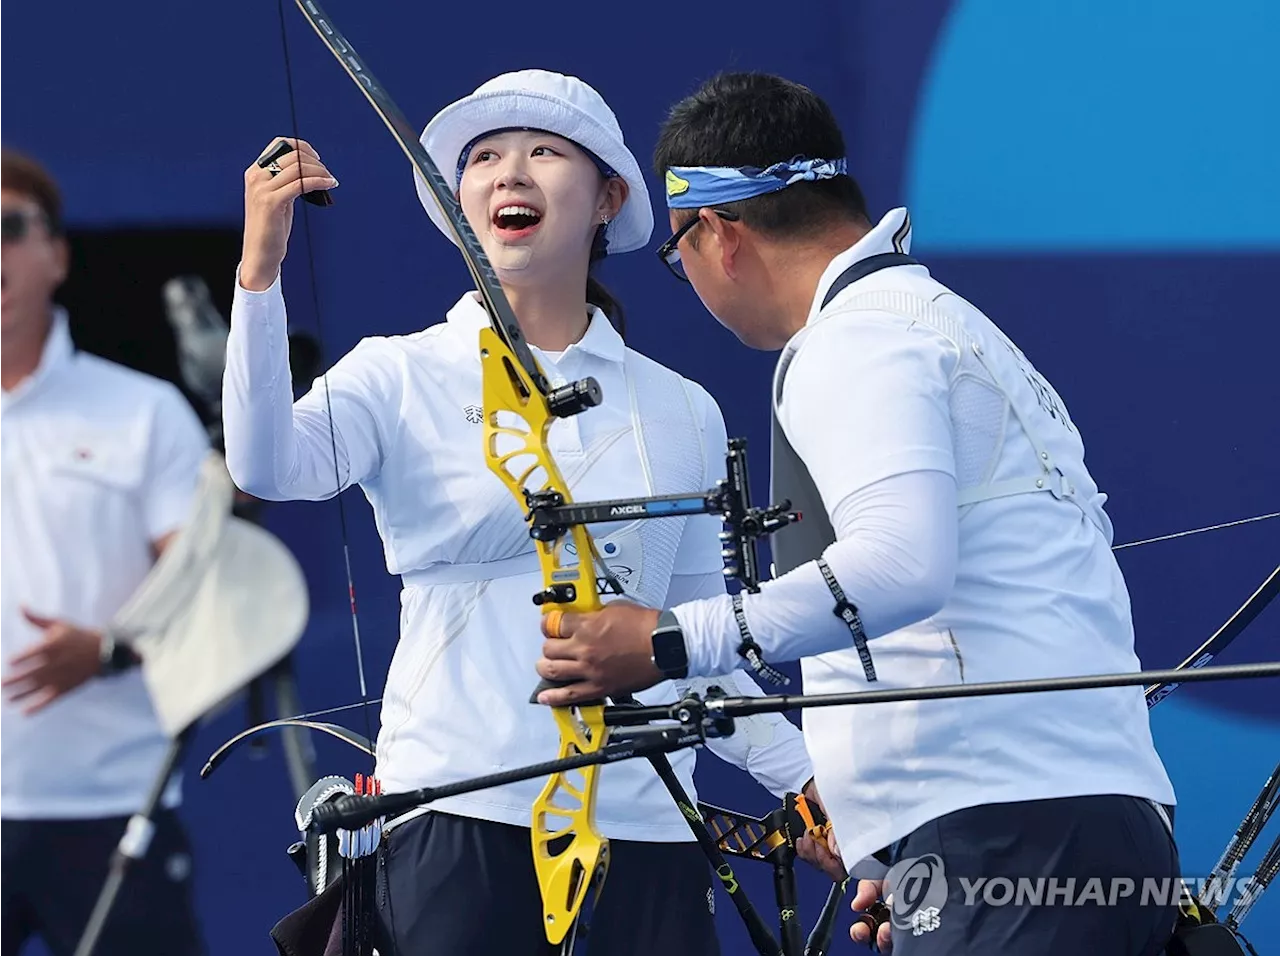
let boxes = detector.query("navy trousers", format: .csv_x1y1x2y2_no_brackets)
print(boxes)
1,812,204,956
374,811,721,956
874,794,1181,956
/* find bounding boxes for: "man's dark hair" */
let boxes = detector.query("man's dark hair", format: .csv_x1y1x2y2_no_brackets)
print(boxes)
653,72,868,238
1,148,64,235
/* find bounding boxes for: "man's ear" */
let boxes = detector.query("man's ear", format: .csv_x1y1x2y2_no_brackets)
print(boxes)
701,208,741,280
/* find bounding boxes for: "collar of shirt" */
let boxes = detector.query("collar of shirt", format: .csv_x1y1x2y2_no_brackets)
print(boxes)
1,306,75,411
444,292,626,365
803,207,915,328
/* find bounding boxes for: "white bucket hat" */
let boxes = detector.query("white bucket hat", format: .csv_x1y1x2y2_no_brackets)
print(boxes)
415,69,653,255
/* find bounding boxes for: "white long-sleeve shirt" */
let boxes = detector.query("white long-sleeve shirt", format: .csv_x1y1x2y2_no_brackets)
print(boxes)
672,209,1175,868
2,311,209,818
222,273,813,840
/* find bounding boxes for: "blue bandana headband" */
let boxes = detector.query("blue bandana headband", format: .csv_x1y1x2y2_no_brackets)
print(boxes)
664,155,847,209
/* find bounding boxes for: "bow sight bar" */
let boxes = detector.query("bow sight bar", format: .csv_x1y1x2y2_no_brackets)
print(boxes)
523,437,800,601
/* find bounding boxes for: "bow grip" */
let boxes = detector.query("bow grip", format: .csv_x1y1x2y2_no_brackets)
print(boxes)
529,676,605,705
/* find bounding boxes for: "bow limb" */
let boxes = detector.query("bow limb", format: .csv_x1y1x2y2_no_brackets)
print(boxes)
201,718,375,780
480,330,611,945
286,0,609,943
1145,563,1280,707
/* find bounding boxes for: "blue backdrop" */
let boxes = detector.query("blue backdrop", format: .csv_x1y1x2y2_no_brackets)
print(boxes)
4,0,1277,951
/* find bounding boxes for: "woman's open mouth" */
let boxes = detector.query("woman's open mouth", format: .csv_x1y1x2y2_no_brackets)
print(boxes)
492,204,543,240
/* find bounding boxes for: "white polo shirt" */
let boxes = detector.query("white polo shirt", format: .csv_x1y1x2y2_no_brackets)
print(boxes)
1,310,209,819
223,276,814,840
673,209,1175,868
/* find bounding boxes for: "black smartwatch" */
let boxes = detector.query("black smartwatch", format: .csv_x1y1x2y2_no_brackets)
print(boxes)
650,610,689,680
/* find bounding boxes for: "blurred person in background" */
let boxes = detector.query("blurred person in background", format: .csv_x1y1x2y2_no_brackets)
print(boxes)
1,148,209,956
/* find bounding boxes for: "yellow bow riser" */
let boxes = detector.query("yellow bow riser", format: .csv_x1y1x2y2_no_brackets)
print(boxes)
479,326,610,945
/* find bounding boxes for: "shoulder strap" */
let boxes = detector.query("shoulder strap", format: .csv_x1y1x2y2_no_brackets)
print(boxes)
775,253,920,406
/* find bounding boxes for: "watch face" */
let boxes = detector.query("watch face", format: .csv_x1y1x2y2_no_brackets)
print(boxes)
653,629,688,676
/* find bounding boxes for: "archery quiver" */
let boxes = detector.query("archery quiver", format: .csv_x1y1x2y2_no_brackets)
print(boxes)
271,774,382,956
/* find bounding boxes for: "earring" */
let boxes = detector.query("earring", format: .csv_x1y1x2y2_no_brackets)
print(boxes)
600,214,610,224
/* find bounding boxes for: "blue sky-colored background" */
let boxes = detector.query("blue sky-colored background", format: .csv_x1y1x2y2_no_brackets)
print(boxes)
4,0,1276,950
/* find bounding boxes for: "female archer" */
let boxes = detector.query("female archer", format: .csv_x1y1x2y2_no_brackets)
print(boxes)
222,70,815,955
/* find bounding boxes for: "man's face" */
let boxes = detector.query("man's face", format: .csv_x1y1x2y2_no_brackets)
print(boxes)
1,189,67,335
669,210,739,336
669,210,774,349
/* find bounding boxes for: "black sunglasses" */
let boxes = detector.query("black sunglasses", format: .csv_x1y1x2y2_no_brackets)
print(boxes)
1,209,51,243
655,208,740,282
